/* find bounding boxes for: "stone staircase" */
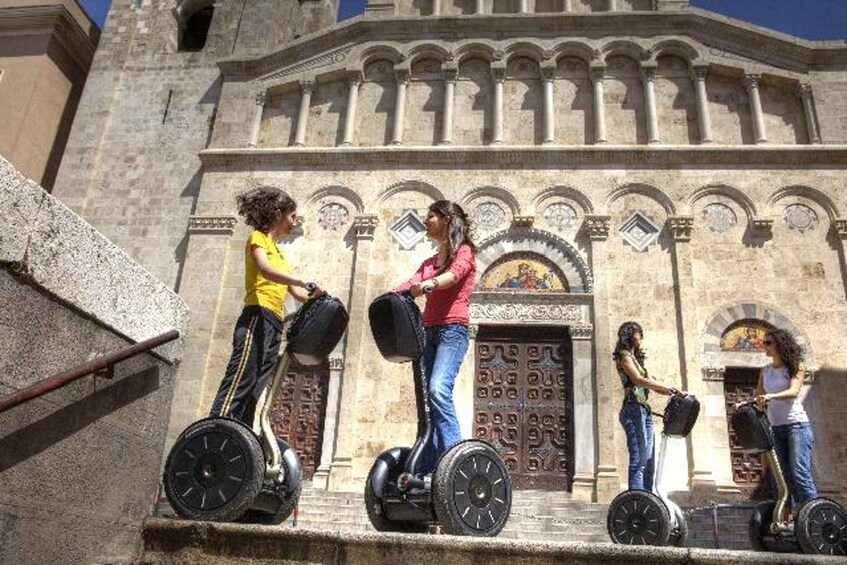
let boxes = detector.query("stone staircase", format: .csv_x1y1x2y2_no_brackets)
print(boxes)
279,483,610,543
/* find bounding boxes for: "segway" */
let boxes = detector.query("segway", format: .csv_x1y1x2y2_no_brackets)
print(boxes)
732,400,847,555
364,290,512,536
607,394,700,546
163,291,348,523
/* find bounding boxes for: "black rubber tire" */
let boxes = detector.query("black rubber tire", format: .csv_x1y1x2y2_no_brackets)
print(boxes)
239,450,303,525
748,500,799,553
669,505,688,547
607,490,671,546
364,447,429,533
795,497,847,556
163,417,264,522
432,440,512,537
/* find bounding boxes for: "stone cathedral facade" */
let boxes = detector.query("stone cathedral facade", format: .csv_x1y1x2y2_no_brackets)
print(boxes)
53,0,847,504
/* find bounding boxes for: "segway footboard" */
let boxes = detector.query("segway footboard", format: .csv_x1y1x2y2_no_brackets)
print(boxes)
240,439,303,525
365,447,430,532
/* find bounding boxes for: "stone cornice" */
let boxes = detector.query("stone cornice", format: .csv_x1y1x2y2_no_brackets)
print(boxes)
199,145,847,170
0,5,98,72
217,11,847,81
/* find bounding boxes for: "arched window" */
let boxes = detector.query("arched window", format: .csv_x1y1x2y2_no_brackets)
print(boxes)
179,5,214,52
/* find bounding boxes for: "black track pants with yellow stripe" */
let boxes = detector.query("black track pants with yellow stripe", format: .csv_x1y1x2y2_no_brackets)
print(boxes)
209,305,282,426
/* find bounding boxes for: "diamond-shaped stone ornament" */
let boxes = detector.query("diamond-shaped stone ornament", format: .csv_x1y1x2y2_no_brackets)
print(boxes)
389,210,427,250
618,210,661,252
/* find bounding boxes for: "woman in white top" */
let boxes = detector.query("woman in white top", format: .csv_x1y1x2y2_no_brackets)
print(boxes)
755,328,817,507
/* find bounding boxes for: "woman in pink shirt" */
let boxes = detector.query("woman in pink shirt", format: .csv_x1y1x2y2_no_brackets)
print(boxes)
395,200,477,474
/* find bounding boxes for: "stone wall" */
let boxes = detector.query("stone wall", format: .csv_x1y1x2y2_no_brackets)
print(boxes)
0,156,188,564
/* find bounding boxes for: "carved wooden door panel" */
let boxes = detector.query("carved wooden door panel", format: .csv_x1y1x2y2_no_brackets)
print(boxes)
269,361,329,480
724,368,773,500
474,326,573,490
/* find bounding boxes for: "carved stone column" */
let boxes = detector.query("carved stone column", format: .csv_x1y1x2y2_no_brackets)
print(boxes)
248,91,266,147
328,215,379,490
641,67,660,144
797,83,821,145
391,70,410,145
519,0,528,12
441,67,457,145
570,324,597,501
293,80,314,147
608,0,617,10
491,65,506,145
341,71,362,146
432,0,441,15
744,74,767,144
691,66,713,144
563,0,572,10
542,65,556,145
312,356,345,490
667,215,717,497
590,66,607,145
580,215,618,502
475,0,484,14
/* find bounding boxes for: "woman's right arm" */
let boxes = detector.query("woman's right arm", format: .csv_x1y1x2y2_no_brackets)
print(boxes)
620,355,680,396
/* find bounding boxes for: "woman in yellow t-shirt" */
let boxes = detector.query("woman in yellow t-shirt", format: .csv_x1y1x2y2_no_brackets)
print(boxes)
209,186,324,425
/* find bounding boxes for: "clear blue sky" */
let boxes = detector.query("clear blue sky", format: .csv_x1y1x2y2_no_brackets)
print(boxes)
78,0,845,41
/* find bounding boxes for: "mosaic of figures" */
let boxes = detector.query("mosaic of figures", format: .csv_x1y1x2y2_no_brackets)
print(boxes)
720,319,774,353
480,254,568,292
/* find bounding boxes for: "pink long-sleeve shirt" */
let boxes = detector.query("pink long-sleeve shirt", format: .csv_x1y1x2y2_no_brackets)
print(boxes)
394,244,477,327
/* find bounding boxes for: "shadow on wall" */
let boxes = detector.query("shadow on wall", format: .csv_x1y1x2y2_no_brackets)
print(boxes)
0,367,160,473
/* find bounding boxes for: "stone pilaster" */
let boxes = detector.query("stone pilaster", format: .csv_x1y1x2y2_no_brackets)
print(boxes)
475,0,484,14
441,67,457,145
248,91,266,147
641,66,660,144
570,324,597,502
293,80,315,147
590,66,607,145
341,71,363,146
667,215,717,497
744,74,767,144
797,83,821,145
312,356,345,489
691,66,713,144
542,65,556,145
579,215,618,502
328,215,379,490
491,65,506,145
391,69,410,145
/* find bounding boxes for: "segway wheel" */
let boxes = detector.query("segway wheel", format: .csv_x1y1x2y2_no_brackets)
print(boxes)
748,500,799,553
239,449,303,525
432,440,512,537
607,490,671,546
364,447,428,533
795,498,847,556
669,506,689,547
164,418,264,522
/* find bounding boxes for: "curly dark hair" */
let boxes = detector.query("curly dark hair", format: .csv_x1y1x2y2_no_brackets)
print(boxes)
429,200,476,274
613,321,646,367
766,328,804,377
235,186,296,232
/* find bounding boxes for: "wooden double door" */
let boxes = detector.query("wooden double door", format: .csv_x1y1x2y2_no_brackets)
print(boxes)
473,326,574,490
724,368,773,500
268,361,330,480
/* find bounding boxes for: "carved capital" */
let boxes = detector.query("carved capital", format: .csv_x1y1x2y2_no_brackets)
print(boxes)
188,215,238,235
667,215,694,242
701,366,726,381
580,215,611,241
541,64,556,82
640,68,655,84
352,214,379,239
803,368,817,384
690,65,709,81
443,67,458,84
491,65,507,83
512,215,534,228
347,70,363,88
589,65,606,83
796,82,813,100
832,219,847,240
750,217,773,238
255,90,267,106
743,74,761,90
328,356,344,371
395,69,411,85
569,325,593,340
300,79,316,94
468,324,479,340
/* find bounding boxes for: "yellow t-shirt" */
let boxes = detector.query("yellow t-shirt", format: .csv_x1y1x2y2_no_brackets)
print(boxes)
244,230,289,319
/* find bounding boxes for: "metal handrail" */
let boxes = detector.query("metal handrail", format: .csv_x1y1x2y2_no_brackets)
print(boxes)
0,329,180,414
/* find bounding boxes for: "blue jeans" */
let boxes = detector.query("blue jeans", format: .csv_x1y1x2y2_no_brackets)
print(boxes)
772,422,817,507
418,324,470,474
620,402,655,491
